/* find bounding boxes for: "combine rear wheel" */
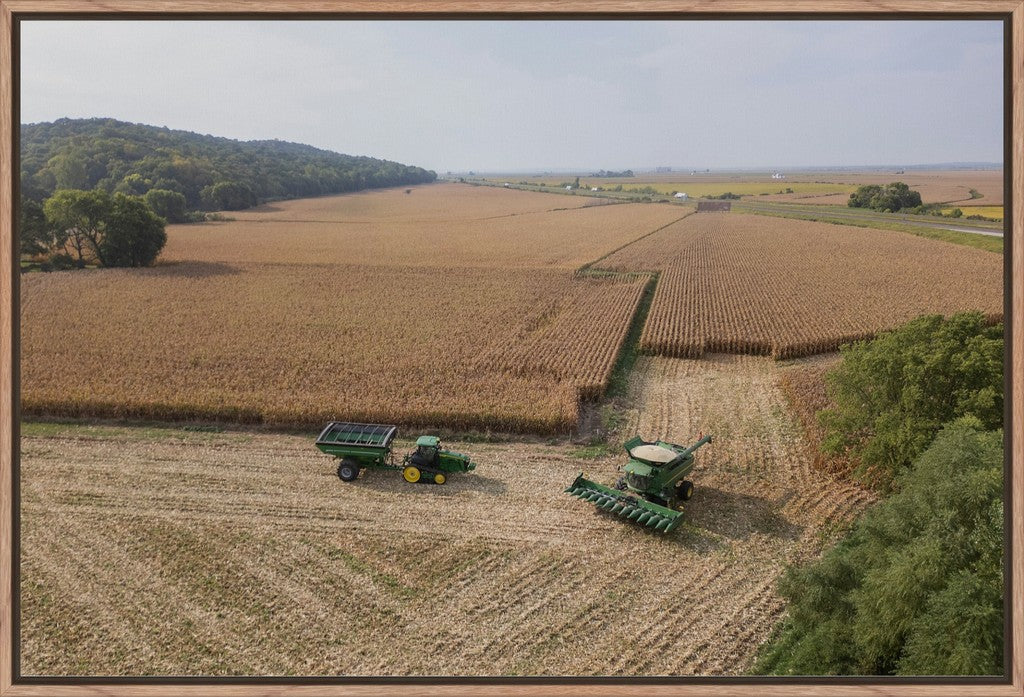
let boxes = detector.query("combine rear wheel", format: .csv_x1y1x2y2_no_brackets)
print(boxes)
676,480,694,501
337,460,360,482
433,472,447,485
403,466,421,483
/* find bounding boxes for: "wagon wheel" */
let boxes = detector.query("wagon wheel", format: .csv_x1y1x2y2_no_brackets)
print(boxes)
433,472,446,485
337,459,360,482
403,466,421,483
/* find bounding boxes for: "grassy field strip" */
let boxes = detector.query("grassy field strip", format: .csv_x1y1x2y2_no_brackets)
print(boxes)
733,206,1004,253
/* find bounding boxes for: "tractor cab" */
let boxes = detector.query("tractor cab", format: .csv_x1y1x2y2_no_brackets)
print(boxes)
411,435,440,467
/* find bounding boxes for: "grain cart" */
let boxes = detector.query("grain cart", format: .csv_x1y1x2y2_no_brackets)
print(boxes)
314,421,475,485
564,434,712,533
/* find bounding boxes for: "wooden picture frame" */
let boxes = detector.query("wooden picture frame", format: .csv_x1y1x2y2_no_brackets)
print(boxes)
0,2,1021,695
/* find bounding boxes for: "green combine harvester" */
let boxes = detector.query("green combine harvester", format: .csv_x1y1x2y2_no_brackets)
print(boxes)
565,434,712,533
314,421,476,485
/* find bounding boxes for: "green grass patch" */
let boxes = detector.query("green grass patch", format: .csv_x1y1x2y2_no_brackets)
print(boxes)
604,272,659,398
19,419,252,443
571,443,615,459
738,208,1003,254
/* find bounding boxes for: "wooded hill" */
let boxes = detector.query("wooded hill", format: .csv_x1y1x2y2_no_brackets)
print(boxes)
20,118,437,211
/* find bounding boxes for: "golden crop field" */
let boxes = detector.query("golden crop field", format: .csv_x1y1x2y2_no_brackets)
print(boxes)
22,263,645,433
599,212,1002,359
161,183,684,269
20,355,873,676
24,185,696,432
940,205,1003,220
20,182,1004,435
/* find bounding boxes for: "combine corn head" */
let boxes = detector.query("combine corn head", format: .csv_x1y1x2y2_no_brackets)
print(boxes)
565,434,712,533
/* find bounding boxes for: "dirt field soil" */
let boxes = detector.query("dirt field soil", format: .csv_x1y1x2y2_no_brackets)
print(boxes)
20,355,872,676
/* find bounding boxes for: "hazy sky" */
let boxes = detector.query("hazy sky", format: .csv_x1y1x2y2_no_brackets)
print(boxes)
20,20,1003,172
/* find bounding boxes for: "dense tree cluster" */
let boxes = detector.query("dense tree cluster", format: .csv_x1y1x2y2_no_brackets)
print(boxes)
754,418,1003,676
819,312,1003,491
847,182,923,212
25,190,166,269
20,118,437,212
755,312,1004,676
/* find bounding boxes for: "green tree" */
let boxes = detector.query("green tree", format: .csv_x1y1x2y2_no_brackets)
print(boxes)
19,118,437,213
848,182,922,212
101,194,167,267
144,188,187,223
819,312,1002,490
19,196,50,257
42,188,166,268
754,417,1003,676
200,180,257,211
115,173,153,196
47,150,89,190
43,188,113,266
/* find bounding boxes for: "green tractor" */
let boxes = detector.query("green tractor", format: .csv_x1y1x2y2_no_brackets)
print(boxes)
565,434,712,533
315,422,475,485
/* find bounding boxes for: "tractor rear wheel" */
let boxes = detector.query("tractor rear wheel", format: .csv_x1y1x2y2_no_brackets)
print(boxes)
337,460,360,482
433,472,446,485
403,466,421,483
676,480,695,501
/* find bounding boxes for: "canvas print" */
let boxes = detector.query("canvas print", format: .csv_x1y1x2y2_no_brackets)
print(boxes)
15,18,1006,677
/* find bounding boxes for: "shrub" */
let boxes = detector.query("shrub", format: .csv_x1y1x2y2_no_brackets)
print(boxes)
820,312,1003,491
754,417,1003,676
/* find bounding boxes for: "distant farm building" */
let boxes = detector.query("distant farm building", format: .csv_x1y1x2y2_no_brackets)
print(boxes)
674,192,688,200
771,172,786,179
591,187,599,191
697,201,732,212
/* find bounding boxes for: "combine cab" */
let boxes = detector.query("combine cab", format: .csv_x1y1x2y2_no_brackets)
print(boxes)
565,434,712,533
315,422,475,485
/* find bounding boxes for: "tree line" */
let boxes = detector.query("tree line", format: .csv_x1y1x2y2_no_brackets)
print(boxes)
754,312,1004,676
20,118,437,216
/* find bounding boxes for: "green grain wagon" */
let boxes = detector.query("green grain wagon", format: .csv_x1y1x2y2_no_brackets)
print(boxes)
314,421,476,485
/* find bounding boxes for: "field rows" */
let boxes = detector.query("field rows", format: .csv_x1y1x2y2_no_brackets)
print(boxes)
22,264,646,433
20,355,873,676
162,184,683,270
600,212,1002,359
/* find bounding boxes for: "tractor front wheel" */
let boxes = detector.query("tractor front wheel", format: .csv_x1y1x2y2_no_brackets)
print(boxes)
403,466,421,483
337,460,360,482
433,472,446,485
